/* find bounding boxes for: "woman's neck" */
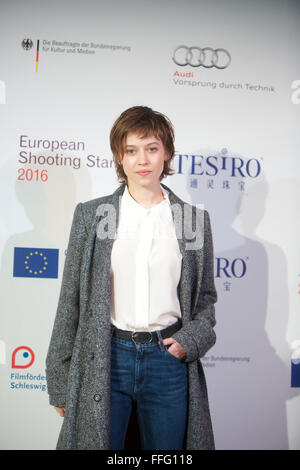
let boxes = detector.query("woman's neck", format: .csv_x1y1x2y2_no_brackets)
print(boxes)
126,182,165,209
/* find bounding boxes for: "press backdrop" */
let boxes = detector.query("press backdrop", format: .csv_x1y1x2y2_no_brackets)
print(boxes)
0,0,300,450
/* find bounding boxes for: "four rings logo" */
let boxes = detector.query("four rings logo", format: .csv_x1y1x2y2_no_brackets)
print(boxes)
173,45,231,69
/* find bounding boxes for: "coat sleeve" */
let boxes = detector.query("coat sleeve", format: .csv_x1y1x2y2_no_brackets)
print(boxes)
45,202,88,407
171,210,217,362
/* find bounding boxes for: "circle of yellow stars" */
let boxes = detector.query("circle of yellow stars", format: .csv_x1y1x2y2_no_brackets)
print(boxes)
24,251,48,275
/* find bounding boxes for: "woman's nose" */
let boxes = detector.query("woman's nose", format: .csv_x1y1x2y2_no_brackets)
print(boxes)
137,149,148,163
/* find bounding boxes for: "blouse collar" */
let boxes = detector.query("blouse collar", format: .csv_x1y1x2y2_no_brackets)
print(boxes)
119,183,173,226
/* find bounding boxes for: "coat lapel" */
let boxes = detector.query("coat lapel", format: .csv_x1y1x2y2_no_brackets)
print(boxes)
161,183,204,324
88,184,124,314
160,183,198,321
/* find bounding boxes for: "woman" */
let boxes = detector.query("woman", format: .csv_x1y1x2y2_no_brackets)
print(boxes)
46,106,217,450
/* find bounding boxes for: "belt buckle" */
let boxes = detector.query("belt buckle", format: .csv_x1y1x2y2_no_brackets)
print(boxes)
131,330,153,344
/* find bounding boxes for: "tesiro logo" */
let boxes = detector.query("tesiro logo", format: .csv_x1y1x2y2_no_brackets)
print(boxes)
216,257,248,278
175,150,261,178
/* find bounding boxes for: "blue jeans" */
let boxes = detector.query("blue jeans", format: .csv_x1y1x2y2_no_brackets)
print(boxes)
109,327,188,450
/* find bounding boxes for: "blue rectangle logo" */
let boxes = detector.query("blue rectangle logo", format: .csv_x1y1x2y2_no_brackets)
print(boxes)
13,247,59,279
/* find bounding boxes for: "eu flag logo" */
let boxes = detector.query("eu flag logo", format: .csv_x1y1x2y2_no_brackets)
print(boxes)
13,247,59,279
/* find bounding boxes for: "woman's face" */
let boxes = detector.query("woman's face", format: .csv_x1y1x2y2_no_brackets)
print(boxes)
120,133,169,190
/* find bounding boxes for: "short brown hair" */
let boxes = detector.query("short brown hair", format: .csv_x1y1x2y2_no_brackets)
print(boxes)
110,106,175,184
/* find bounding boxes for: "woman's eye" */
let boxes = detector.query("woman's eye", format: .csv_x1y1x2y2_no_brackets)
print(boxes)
126,149,135,154
149,147,158,152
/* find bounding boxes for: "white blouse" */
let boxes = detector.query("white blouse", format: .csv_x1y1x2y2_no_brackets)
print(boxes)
110,183,182,332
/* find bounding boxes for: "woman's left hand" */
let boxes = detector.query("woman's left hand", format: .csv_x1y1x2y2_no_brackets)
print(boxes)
163,337,187,360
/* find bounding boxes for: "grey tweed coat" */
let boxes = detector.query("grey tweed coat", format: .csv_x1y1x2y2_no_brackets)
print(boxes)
45,182,217,450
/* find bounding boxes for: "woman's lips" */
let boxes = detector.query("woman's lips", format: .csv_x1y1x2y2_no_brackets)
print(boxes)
136,171,151,176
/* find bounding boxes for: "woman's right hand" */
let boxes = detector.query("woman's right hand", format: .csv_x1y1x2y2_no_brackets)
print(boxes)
54,406,66,417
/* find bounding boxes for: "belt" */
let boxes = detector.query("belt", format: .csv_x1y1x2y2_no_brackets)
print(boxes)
111,319,182,344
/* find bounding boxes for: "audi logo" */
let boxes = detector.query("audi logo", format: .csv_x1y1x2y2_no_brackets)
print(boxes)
172,46,231,69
